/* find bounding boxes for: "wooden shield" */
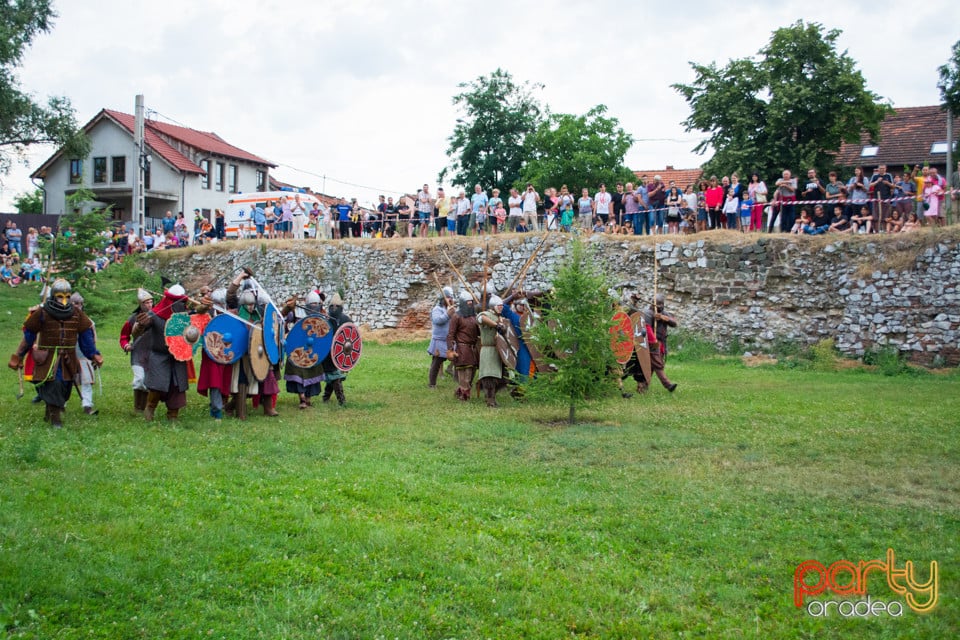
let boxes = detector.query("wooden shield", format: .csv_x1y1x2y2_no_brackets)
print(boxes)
203,313,249,364
284,315,332,369
249,327,271,381
495,333,517,370
165,312,209,362
610,311,634,365
502,320,520,354
631,312,652,382
331,322,363,372
263,302,283,365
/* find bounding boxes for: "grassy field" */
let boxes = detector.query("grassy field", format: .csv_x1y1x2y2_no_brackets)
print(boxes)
0,277,957,639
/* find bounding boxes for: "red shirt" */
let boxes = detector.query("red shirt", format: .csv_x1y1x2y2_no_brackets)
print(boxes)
705,186,724,208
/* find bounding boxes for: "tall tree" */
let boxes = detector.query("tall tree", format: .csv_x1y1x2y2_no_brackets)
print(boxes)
0,0,89,174
440,69,543,194
673,21,891,180
13,187,43,213
520,105,634,192
938,39,960,115
530,238,617,425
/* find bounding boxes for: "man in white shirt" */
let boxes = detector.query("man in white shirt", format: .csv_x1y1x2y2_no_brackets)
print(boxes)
594,184,612,226
290,194,308,239
521,184,540,231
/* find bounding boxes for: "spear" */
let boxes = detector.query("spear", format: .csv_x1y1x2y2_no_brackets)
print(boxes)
652,240,659,337
439,247,479,304
503,229,553,297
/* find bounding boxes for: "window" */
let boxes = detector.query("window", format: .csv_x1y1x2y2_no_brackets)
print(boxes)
93,157,107,183
144,162,151,190
112,156,126,182
931,141,956,154
256,170,266,192
228,165,238,193
69,159,82,184
200,160,210,189
215,162,225,191
860,146,879,158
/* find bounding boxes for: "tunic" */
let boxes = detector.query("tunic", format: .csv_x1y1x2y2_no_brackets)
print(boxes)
446,313,479,369
427,304,452,357
477,310,503,380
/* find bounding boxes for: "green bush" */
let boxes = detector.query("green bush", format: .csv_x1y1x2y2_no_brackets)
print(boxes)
669,329,719,362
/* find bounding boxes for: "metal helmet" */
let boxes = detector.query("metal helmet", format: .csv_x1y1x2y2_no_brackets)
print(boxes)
69,292,84,306
239,289,257,307
136,288,152,303
50,279,73,309
168,284,185,297
256,289,270,306
442,286,454,299
210,288,227,306
305,291,321,306
328,292,344,307
488,295,503,309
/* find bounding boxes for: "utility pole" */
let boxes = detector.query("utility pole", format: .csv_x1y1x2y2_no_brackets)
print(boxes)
134,94,146,238
947,107,954,224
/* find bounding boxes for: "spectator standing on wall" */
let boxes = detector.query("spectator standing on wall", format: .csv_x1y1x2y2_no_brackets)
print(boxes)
869,164,894,230
774,170,798,233
521,184,540,232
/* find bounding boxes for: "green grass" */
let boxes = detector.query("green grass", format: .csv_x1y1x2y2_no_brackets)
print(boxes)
0,282,957,638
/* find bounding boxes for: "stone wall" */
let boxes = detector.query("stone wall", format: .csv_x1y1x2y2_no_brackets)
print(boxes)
143,231,960,366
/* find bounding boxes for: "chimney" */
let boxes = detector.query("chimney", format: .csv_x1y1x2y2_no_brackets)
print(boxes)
666,165,674,171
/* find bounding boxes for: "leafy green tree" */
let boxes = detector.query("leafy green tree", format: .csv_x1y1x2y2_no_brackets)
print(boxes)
938,39,960,116
49,187,110,286
673,21,891,180
0,0,89,174
13,187,43,213
530,238,617,425
440,68,543,194
520,105,634,192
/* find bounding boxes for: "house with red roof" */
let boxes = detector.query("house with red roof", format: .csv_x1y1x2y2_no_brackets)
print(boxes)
834,105,958,174
30,108,275,230
633,166,704,189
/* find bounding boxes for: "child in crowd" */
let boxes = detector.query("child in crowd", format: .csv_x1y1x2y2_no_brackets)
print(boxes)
902,212,922,232
0,259,19,287
738,195,754,232
886,209,904,233
475,204,487,236
800,212,828,235
493,201,506,234
789,210,806,234
591,219,606,234
850,205,873,234
722,191,740,230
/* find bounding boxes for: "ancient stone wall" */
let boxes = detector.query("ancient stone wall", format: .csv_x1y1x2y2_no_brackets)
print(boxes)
143,231,960,366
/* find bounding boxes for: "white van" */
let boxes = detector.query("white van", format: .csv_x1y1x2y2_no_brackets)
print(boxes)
224,190,324,238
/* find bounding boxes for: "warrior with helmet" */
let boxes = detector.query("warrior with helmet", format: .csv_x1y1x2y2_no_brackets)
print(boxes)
119,288,154,413
476,295,508,407
226,272,280,419
135,284,191,420
283,289,327,409
446,289,480,401
646,293,678,393
195,286,233,421
427,286,456,388
8,279,103,428
320,292,352,406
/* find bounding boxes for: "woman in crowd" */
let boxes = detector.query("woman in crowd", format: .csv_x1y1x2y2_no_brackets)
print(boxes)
747,173,767,232
507,188,523,232
704,176,724,231
665,181,684,235
846,167,869,221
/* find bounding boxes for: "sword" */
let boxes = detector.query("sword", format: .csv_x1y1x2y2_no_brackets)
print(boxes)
16,368,24,400
96,367,103,397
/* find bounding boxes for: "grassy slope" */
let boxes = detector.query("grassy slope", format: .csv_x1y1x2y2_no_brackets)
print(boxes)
0,279,957,639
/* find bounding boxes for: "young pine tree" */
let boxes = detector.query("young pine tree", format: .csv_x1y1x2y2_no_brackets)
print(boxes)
530,237,618,425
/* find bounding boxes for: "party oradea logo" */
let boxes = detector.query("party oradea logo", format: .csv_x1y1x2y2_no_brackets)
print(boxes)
794,549,938,618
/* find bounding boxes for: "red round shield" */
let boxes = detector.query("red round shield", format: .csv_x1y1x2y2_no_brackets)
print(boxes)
610,311,634,365
331,322,362,372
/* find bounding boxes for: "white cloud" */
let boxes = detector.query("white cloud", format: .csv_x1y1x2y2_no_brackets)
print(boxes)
1,0,956,210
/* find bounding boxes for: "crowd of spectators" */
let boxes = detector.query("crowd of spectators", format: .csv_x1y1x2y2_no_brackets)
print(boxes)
211,162,957,242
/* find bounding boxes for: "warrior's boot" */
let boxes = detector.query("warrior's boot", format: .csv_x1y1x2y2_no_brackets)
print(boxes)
263,394,279,417
322,383,333,403
637,381,649,394
484,381,498,408
167,407,180,421
134,389,148,413
144,391,161,422
224,394,236,416
333,380,346,406
49,405,63,429
235,384,248,421
44,403,51,423
654,369,675,391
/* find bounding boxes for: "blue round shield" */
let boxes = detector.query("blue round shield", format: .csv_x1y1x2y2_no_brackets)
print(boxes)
284,315,333,369
264,301,283,365
203,313,250,364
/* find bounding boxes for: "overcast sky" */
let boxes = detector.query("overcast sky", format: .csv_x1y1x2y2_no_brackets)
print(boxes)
1,0,956,210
